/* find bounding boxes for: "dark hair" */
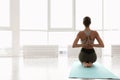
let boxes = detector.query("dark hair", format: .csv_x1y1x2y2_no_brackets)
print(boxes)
83,16,91,27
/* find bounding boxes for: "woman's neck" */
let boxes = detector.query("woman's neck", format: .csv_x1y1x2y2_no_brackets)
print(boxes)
84,27,90,31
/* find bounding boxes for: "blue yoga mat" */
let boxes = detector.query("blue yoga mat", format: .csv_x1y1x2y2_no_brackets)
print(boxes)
69,61,119,79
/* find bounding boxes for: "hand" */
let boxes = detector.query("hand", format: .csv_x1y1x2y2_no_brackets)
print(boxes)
82,44,93,49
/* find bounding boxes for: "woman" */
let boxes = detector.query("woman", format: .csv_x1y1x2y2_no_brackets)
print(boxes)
72,16,104,67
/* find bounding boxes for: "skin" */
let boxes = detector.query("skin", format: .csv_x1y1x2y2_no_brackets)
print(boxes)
72,26,104,67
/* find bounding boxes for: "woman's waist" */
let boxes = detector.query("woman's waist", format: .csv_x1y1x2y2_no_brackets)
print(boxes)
81,48,95,53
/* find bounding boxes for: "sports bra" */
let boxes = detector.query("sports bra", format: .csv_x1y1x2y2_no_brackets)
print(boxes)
81,30,94,44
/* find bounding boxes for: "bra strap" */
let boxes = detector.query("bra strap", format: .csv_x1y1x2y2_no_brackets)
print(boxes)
84,31,91,36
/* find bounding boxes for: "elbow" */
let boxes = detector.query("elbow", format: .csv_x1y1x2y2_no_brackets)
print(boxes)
72,45,75,48
101,44,104,48
72,44,76,48
102,45,104,48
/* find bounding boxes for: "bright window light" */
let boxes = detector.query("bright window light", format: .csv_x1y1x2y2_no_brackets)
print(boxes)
20,0,48,30
50,0,72,29
20,31,47,46
76,0,102,30
49,32,75,46
0,31,12,48
104,0,120,30
0,0,10,26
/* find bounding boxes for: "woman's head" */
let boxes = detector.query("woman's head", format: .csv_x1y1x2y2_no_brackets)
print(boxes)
83,16,91,27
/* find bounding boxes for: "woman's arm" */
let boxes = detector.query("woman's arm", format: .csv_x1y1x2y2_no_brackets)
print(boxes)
92,31,104,47
72,32,83,48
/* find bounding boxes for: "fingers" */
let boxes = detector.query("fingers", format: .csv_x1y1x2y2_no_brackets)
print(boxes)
82,44,93,49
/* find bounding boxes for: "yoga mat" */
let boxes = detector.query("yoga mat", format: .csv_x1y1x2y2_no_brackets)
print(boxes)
69,61,119,79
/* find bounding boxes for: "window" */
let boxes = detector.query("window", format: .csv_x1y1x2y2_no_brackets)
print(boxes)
0,0,10,27
49,32,75,46
50,0,73,29
20,0,48,30
75,0,102,30
20,31,48,46
0,31,12,49
104,0,120,30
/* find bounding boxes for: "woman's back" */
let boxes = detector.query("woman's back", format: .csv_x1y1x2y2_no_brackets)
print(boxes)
78,30,98,49
79,30,96,41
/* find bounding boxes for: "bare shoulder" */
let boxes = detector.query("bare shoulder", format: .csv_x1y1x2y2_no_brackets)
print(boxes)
91,30,98,34
91,30,99,37
77,31,84,37
77,31,83,34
